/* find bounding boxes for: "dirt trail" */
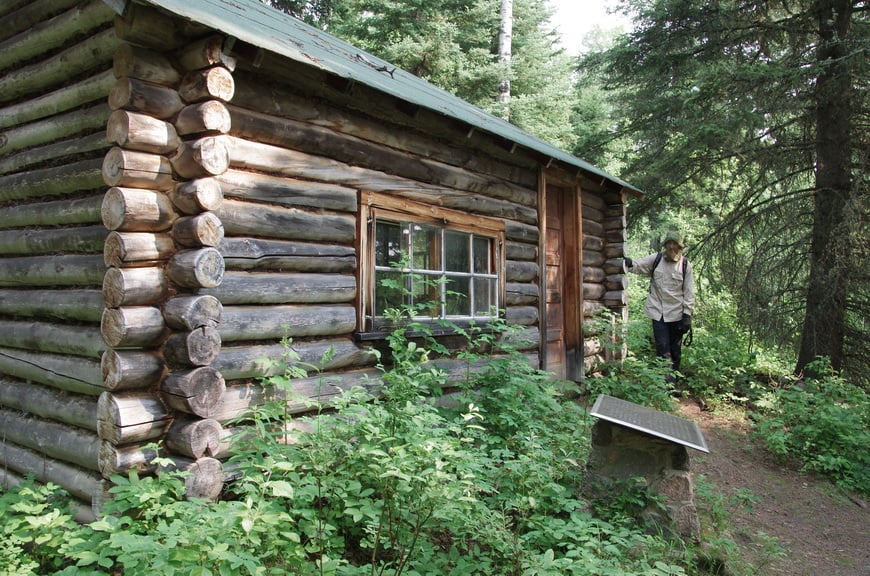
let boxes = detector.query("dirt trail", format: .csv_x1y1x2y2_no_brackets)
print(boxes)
678,400,869,576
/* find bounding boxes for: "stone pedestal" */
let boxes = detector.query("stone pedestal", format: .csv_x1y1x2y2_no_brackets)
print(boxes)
585,419,701,540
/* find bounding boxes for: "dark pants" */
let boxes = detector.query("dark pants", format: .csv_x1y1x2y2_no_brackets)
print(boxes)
652,318,683,372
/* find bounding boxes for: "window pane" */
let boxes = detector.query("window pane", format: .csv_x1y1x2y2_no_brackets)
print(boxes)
375,270,405,316
473,236,491,273
445,230,470,272
375,221,403,267
445,276,469,316
411,224,440,271
473,277,497,315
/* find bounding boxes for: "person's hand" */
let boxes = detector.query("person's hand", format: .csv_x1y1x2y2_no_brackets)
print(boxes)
680,314,692,334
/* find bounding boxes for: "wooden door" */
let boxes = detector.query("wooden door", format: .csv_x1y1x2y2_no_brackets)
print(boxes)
543,185,581,380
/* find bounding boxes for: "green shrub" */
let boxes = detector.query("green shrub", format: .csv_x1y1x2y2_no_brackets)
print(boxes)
752,358,870,496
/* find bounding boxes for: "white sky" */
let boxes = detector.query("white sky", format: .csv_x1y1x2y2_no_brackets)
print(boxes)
547,0,632,55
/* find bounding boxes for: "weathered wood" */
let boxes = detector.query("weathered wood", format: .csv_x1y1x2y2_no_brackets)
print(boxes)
179,67,235,103
581,190,607,211
113,2,206,50
0,441,102,503
605,274,628,291
218,305,356,342
213,368,382,423
171,212,225,247
98,441,158,477
100,306,167,348
0,69,114,129
582,204,604,225
505,282,539,306
582,266,606,283
168,456,223,500
165,417,222,458
97,390,170,445
202,271,355,305
224,133,537,209
102,146,174,189
505,221,539,244
219,237,356,273
175,100,232,135
216,169,357,212
0,28,119,106
101,186,178,231
505,241,537,262
212,338,378,381
0,158,103,203
170,178,224,213
0,320,104,358
163,294,223,330
230,73,538,191
0,254,105,287
0,132,110,176
177,35,236,71
506,260,538,283
101,349,165,391
104,231,175,267
106,109,180,154
167,248,225,288
103,266,167,307
605,203,625,218
162,326,221,367
161,366,226,418
604,242,626,259
604,214,626,231
584,337,603,357
583,250,606,268
583,283,606,300
112,42,181,85
0,0,81,40
171,136,230,178
603,258,625,275
0,288,103,322
603,290,627,307
0,225,106,255
0,376,97,431
108,76,184,119
0,103,110,156
583,234,604,252
216,198,356,243
582,218,604,239
0,196,102,229
605,227,626,244
504,305,538,326
583,300,604,317
0,407,100,471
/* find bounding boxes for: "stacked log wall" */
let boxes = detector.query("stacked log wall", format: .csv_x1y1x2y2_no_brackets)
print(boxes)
580,185,629,370
0,0,119,517
96,4,544,491
0,0,627,509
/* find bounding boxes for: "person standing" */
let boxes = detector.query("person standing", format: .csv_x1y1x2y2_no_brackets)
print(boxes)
624,231,695,379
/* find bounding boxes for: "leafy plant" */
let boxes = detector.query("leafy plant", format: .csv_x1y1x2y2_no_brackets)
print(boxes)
752,358,870,495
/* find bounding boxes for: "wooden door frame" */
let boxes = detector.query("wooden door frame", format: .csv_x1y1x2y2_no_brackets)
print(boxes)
539,172,584,381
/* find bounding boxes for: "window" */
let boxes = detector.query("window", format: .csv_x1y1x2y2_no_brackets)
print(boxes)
359,192,505,335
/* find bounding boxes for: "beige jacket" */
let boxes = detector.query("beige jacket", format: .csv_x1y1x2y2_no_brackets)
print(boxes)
629,253,695,322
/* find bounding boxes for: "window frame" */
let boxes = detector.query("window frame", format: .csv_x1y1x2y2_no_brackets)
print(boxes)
358,191,506,338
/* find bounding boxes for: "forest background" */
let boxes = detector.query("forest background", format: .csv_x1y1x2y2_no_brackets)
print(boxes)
268,0,868,387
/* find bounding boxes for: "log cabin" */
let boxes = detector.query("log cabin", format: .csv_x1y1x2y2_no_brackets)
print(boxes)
0,0,638,518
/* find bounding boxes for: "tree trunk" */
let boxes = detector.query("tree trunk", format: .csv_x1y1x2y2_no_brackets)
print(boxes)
797,0,852,373
497,0,513,119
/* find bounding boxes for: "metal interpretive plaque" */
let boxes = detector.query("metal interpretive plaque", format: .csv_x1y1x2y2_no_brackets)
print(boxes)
589,394,709,453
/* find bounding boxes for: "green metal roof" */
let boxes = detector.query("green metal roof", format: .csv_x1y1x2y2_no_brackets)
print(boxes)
127,0,640,194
